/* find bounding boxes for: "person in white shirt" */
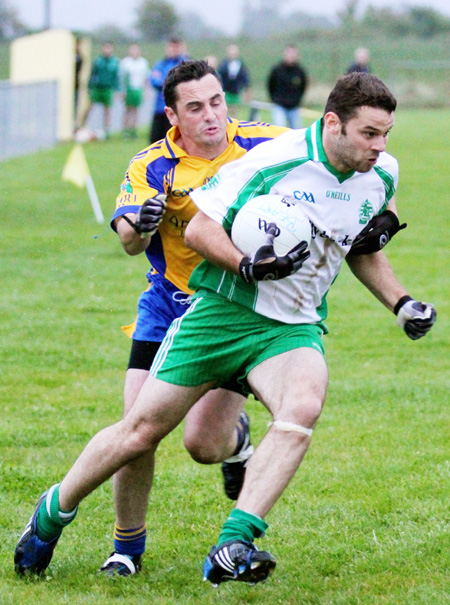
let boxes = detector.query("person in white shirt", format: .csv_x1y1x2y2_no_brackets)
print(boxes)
119,44,149,138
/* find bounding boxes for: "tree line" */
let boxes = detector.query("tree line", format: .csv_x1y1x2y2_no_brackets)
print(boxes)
1,0,450,41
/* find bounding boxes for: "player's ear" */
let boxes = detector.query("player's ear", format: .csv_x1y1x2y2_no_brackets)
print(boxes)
165,106,178,127
323,111,342,135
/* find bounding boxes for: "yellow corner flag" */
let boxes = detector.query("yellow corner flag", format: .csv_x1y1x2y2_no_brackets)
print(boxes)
62,143,90,188
62,144,104,224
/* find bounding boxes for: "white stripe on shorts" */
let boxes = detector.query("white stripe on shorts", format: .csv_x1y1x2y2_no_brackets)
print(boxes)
150,296,203,377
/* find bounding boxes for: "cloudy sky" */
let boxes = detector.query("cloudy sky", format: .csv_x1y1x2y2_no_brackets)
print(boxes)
11,0,450,36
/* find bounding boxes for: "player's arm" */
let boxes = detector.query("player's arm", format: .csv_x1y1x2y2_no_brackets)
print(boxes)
348,196,407,256
115,214,150,256
185,211,243,274
185,211,310,283
386,196,397,215
115,194,167,256
346,251,436,340
346,250,407,311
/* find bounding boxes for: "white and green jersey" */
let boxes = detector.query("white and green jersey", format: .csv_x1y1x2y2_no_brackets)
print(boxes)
189,119,398,326
119,56,149,92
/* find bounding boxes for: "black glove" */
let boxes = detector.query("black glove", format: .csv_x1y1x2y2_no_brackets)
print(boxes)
134,194,167,235
394,295,437,340
239,222,310,283
348,210,407,255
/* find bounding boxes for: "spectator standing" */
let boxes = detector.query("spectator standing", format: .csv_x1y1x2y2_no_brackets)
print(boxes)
346,47,371,74
204,55,218,70
267,45,308,129
74,38,83,120
217,44,251,118
148,38,188,143
120,44,149,139
80,42,120,139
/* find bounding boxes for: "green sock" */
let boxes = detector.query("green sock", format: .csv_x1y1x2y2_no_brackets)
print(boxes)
217,508,268,546
36,484,78,542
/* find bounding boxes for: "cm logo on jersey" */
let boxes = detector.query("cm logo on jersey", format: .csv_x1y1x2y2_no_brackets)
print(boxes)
293,191,315,204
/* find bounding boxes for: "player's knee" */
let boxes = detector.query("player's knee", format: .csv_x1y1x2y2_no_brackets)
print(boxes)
124,420,163,457
277,396,323,431
301,397,323,426
184,434,221,464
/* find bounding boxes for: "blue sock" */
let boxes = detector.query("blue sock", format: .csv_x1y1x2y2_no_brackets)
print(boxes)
232,416,246,456
114,524,147,556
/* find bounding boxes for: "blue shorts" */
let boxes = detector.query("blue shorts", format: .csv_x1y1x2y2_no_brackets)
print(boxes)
132,273,192,343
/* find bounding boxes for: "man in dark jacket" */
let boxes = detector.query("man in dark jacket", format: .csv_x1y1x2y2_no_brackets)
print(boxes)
148,38,189,143
267,45,308,129
218,44,251,117
346,47,371,74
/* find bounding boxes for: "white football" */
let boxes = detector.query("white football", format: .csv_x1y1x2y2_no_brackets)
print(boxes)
231,193,311,257
74,127,94,143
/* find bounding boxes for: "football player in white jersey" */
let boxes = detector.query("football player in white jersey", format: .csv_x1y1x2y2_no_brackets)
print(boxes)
15,72,436,587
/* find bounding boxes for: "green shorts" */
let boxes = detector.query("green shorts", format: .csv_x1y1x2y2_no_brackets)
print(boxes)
90,87,113,106
225,92,241,106
125,88,143,107
151,293,325,394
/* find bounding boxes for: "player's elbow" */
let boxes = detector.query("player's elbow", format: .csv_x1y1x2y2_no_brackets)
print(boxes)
122,242,144,256
184,225,195,250
184,215,201,250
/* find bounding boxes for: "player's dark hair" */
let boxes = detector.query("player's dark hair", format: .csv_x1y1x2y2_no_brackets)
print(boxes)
163,60,221,111
324,72,397,124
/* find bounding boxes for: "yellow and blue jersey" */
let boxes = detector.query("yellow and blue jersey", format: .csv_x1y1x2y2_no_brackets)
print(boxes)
112,118,288,294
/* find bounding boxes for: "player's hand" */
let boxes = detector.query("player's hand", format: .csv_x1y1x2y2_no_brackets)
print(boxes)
134,194,167,235
239,222,310,283
348,210,407,255
394,296,436,340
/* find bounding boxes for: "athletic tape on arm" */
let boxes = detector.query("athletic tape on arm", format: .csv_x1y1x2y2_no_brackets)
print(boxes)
268,420,313,437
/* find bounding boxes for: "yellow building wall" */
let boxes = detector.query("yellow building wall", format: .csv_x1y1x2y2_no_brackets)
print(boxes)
10,29,89,141
75,38,92,129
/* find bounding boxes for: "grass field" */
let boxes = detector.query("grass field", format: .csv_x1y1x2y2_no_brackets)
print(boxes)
1,109,449,604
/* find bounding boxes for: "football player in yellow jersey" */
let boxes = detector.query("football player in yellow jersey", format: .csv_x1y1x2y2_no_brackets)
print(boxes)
102,60,288,576
14,67,435,585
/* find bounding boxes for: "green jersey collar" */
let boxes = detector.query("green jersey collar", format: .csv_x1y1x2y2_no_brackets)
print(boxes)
306,119,328,163
306,118,355,183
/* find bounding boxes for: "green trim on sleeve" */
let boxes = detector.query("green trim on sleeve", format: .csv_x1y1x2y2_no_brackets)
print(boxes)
374,165,396,202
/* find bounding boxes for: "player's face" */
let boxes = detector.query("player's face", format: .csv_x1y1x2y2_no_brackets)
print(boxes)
166,74,228,159
167,42,183,57
327,106,395,174
102,43,114,57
